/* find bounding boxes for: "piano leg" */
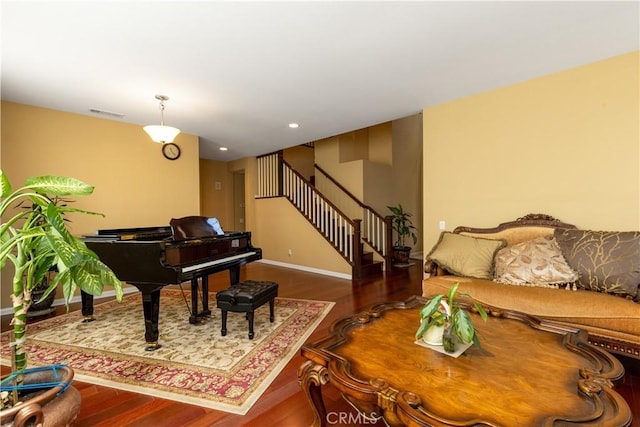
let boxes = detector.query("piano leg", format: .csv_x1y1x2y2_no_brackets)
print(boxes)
201,274,211,316
229,265,241,285
81,287,161,350
141,288,162,351
80,291,96,322
190,278,199,324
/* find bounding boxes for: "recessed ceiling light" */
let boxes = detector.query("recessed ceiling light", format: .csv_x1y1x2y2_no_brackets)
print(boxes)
288,123,299,129
219,147,228,151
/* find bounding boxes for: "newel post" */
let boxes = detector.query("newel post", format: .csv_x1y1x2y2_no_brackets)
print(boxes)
384,215,393,270
352,219,362,279
277,150,284,197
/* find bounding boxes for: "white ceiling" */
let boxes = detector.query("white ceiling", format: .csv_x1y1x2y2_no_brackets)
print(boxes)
2,1,638,161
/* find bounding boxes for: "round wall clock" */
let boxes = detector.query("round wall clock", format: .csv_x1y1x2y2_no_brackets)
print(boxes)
162,143,181,160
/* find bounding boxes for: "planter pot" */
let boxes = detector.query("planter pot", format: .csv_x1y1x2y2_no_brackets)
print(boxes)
1,365,81,427
422,324,445,346
392,246,411,264
27,287,56,319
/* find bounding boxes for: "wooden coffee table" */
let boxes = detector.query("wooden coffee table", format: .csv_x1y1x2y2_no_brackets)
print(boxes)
298,296,632,426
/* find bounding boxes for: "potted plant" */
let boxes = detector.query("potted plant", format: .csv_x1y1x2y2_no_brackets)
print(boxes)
387,204,417,264
26,272,56,319
0,170,123,422
415,283,488,353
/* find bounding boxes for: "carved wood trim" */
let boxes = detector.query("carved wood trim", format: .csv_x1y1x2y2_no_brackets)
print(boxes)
589,336,640,360
299,298,632,426
453,213,576,234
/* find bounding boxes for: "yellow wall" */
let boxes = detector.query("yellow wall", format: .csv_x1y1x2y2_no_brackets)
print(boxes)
228,157,257,235
1,102,200,308
283,145,314,180
390,114,423,252
232,172,246,232
314,115,424,254
315,135,366,201
423,51,640,250
254,197,351,275
368,123,393,165
199,158,232,229
339,129,369,163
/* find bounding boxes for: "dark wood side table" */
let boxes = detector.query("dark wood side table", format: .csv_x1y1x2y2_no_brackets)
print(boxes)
298,296,632,426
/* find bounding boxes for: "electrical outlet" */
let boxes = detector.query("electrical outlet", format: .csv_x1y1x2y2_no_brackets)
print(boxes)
288,249,292,256
439,220,446,230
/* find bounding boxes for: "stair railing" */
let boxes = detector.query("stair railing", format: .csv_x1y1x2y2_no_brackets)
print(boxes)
256,151,283,198
314,164,392,268
256,152,364,277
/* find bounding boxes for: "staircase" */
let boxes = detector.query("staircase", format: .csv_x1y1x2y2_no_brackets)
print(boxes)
256,151,391,279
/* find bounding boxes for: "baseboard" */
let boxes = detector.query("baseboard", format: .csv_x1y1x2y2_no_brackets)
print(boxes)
257,259,352,280
0,287,139,317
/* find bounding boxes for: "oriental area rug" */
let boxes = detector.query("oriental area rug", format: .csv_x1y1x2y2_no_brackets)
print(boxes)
0,290,334,415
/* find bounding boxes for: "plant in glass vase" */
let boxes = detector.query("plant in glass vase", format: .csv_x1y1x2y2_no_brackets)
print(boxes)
416,282,488,353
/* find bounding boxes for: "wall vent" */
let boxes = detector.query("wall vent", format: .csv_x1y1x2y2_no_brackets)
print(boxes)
89,108,125,118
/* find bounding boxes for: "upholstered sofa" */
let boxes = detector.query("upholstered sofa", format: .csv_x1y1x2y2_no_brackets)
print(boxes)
422,214,640,360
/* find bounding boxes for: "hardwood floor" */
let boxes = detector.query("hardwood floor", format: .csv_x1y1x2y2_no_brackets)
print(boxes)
2,262,639,426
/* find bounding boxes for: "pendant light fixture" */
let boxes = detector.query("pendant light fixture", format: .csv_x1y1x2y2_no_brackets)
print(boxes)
143,95,180,143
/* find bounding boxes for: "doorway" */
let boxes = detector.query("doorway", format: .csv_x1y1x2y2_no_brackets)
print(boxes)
233,171,245,232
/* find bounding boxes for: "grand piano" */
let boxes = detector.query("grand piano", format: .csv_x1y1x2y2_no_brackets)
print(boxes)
82,216,262,350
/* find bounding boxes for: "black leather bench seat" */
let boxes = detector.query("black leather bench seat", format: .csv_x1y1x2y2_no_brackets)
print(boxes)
215,280,278,339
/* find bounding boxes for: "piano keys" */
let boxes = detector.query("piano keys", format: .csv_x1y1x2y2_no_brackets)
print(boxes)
82,216,262,350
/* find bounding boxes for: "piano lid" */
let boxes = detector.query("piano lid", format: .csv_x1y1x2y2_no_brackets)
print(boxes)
86,216,240,242
170,216,225,240
91,226,173,241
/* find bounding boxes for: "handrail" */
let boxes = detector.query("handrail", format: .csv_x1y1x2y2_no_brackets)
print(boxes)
256,152,364,277
314,164,376,213
256,151,283,198
314,164,391,267
283,160,360,267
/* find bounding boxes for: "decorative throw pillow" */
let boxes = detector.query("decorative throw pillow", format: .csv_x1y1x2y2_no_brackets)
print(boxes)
494,235,578,288
554,229,640,300
426,232,506,279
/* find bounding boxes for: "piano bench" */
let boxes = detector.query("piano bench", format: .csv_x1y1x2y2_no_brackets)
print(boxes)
215,280,279,339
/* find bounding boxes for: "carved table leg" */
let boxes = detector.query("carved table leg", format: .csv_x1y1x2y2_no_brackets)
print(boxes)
298,360,329,427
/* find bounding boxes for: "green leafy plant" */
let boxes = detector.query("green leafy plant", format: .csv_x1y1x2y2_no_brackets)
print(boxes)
416,282,488,353
0,170,123,377
387,204,417,248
